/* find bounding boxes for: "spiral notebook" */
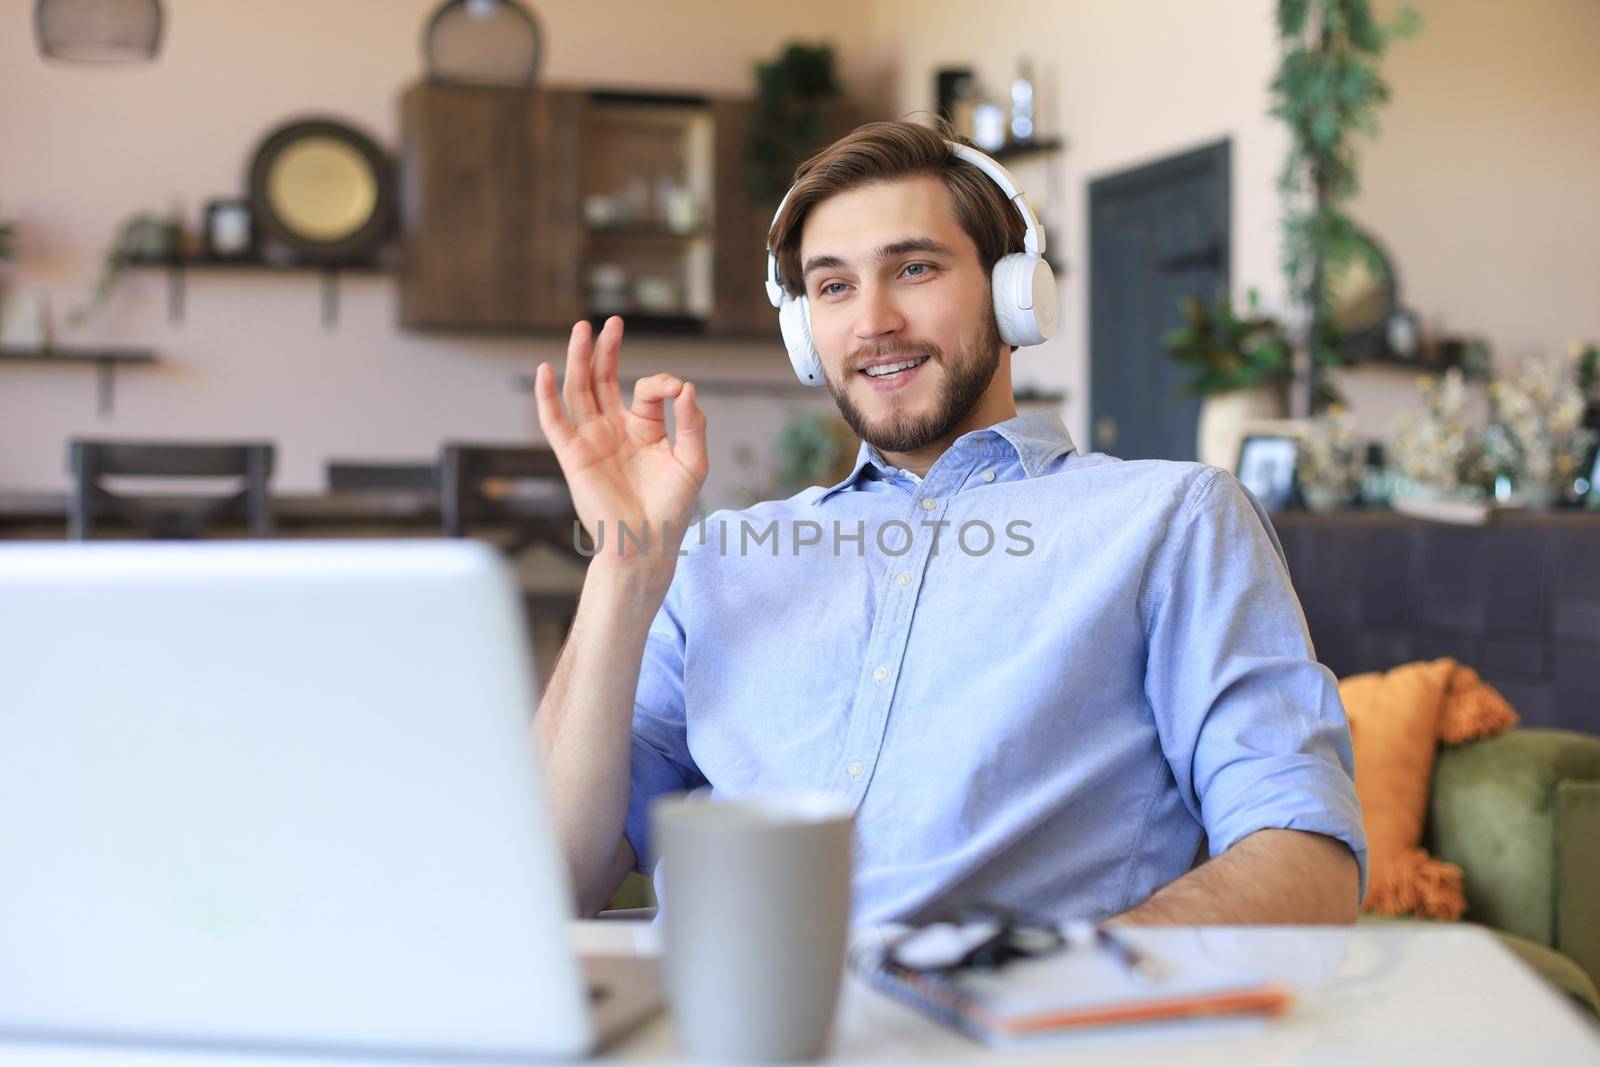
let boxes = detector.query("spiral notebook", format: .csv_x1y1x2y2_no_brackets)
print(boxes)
850,930,1292,1046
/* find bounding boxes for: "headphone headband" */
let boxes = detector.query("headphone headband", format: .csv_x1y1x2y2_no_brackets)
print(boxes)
946,143,1044,257
765,138,1044,307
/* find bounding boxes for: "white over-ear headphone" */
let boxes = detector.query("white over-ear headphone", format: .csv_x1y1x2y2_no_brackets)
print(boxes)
763,140,1059,387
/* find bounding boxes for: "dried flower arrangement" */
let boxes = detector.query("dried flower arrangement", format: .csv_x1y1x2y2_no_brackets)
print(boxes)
1482,351,1595,507
1390,370,1479,497
1298,405,1364,507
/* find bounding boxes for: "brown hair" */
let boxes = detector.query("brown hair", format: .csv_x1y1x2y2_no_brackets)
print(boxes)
767,120,1025,299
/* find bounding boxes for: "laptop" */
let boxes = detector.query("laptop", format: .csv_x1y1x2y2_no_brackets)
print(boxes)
0,540,661,1060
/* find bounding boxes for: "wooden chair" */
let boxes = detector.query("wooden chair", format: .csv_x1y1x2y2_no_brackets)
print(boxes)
438,443,582,562
439,443,583,639
325,460,440,492
67,439,274,540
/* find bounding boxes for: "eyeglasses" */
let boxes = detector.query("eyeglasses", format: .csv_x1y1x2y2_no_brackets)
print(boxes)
882,903,1161,983
882,903,1066,975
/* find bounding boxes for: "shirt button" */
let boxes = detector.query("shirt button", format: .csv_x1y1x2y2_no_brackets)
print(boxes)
872,665,888,682
921,497,937,511
895,571,912,587
982,469,996,482
848,762,864,779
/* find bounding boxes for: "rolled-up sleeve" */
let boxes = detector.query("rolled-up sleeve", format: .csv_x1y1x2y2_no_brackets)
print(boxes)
1143,468,1368,901
625,573,706,874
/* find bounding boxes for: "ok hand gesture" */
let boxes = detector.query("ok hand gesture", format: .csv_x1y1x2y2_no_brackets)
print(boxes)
533,317,708,574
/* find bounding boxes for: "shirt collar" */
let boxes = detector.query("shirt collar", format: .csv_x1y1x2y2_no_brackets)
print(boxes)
814,410,1077,504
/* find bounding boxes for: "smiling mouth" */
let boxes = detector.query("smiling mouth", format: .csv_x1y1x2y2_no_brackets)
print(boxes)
859,355,931,382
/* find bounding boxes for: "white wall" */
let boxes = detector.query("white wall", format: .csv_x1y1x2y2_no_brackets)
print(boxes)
0,0,879,505
863,0,1294,447
865,0,1600,443
1334,0,1600,433
5,0,1594,493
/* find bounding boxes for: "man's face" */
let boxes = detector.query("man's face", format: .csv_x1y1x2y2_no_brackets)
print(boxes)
798,176,1005,456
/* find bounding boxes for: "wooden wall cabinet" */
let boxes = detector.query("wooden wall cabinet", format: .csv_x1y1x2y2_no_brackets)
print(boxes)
401,81,854,338
708,98,858,337
400,83,584,332
579,92,719,333
707,98,775,337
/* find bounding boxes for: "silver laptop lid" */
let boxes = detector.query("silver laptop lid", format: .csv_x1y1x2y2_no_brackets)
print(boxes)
0,541,593,1058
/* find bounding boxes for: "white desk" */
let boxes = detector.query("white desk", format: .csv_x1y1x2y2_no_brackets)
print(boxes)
3,922,1597,1066
588,921,1600,1066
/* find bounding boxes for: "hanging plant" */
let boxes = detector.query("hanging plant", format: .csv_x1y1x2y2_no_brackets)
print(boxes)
1271,0,1420,407
747,42,842,209
66,212,181,328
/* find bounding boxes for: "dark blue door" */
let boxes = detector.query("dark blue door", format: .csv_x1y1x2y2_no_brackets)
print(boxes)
1089,142,1230,461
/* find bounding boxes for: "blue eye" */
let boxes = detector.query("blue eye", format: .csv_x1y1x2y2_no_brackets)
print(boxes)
903,262,934,278
820,282,849,297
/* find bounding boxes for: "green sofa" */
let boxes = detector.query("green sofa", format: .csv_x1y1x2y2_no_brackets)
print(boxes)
1400,726,1600,1013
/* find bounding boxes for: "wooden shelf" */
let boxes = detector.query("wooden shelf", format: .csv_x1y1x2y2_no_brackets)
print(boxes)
124,253,392,328
586,224,708,241
0,346,157,417
509,377,1065,402
1354,353,1486,380
584,311,704,334
0,346,155,364
991,137,1067,164
125,253,391,273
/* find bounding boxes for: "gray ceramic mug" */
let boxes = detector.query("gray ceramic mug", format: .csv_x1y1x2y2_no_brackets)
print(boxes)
651,792,854,1062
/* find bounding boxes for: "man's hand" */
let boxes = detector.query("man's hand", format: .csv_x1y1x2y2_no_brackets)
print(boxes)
1112,829,1360,925
531,316,708,916
534,316,708,585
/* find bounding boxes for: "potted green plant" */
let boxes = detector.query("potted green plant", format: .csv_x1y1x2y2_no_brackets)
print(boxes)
773,409,857,497
747,43,842,208
1575,339,1599,407
1162,288,1294,468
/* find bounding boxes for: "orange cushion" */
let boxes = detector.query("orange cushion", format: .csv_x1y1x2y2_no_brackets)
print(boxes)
1339,658,1517,919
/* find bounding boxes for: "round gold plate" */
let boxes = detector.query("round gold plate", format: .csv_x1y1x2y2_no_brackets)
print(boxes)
265,136,379,242
247,117,392,263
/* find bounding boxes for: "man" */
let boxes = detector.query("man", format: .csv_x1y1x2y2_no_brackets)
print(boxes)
531,121,1365,924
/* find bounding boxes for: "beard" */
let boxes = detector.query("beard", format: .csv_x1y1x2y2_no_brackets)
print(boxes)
824,299,1005,456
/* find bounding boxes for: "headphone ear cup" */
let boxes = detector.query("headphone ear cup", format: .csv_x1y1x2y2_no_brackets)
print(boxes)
990,254,1058,348
991,258,1027,348
778,295,825,386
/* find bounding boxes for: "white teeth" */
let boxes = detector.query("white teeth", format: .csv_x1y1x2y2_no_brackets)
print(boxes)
863,356,928,378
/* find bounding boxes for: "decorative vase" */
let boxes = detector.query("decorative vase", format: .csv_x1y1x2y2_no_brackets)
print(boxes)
1196,384,1286,470
1519,483,1561,511
1303,483,1348,513
0,290,50,349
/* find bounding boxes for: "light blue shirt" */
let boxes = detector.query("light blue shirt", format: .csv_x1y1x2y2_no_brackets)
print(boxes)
626,411,1366,923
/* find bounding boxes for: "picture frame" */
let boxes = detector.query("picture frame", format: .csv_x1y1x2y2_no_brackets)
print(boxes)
1236,433,1301,512
203,199,254,261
